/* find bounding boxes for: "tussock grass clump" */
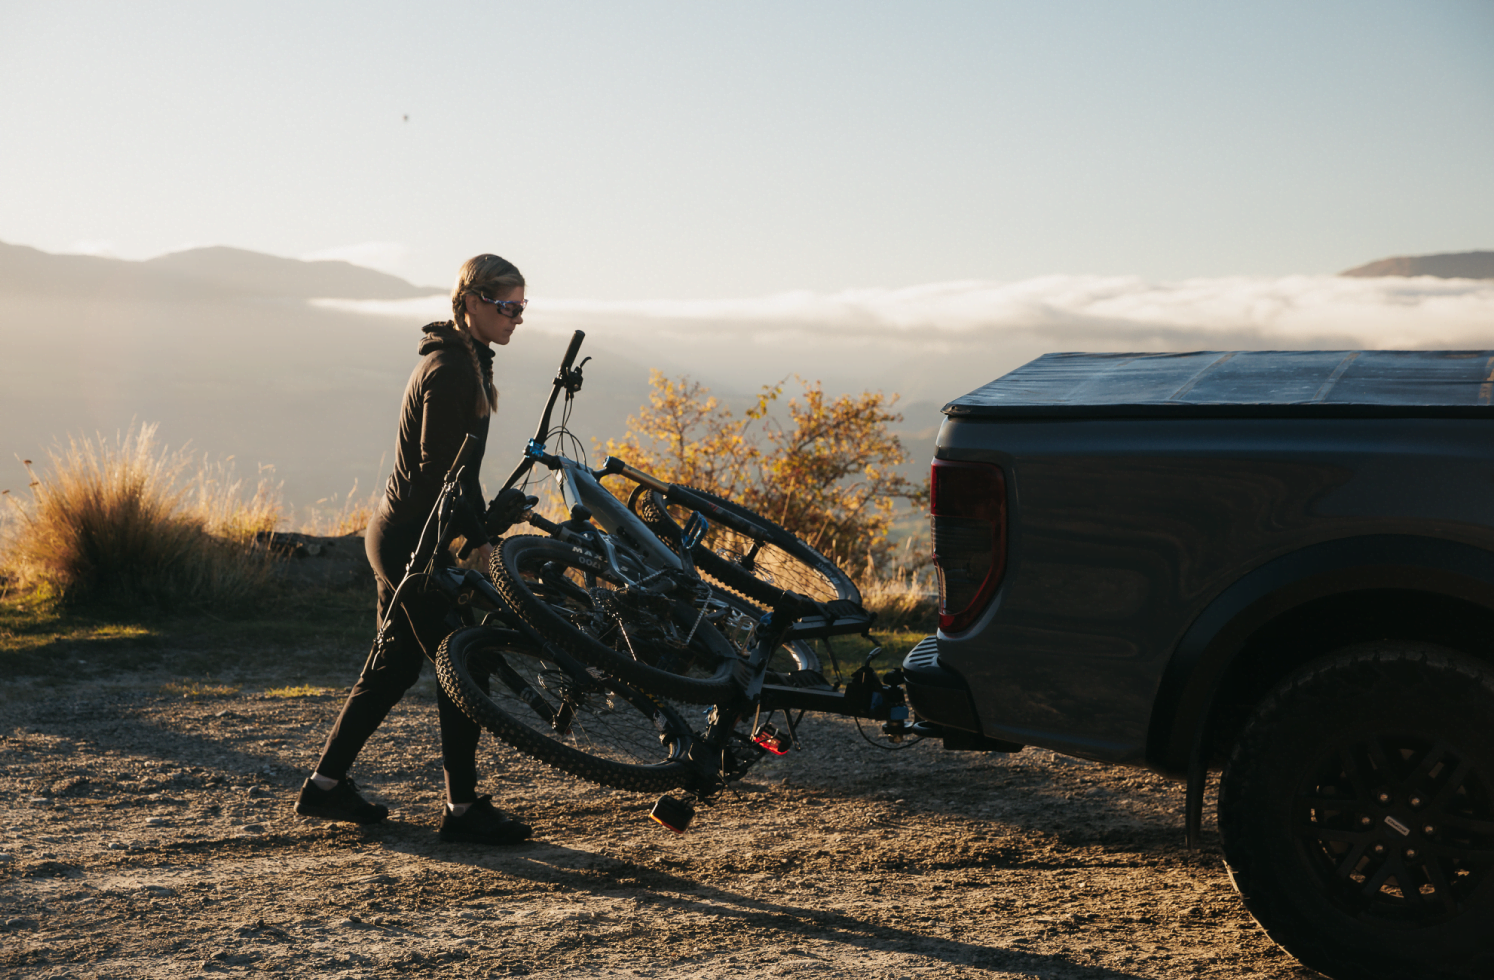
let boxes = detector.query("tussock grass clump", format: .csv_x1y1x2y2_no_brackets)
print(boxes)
852,532,937,634
263,684,341,698
860,567,938,633
300,480,381,536
160,679,241,698
1,423,281,610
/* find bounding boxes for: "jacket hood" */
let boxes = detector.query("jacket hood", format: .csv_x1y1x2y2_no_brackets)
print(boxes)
419,321,495,370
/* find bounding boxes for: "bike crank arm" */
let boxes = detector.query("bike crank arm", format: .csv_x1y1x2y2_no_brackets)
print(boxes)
651,609,799,820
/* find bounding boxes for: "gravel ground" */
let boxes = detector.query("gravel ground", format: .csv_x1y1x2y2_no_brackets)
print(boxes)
0,668,1318,980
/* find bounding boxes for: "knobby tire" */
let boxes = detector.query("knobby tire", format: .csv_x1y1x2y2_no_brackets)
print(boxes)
632,486,861,609
490,535,739,704
435,625,693,794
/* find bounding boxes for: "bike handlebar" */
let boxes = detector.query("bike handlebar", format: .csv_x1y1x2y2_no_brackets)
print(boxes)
560,329,586,371
500,330,587,492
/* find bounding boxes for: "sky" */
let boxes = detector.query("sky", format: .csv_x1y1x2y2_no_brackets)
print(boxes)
2,0,1492,300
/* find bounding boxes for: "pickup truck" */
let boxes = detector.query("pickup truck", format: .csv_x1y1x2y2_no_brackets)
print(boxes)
903,350,1494,980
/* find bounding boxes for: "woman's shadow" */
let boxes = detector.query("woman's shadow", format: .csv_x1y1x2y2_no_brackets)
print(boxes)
379,833,1159,979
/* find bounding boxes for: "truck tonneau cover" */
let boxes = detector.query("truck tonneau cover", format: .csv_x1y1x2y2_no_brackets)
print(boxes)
944,350,1494,419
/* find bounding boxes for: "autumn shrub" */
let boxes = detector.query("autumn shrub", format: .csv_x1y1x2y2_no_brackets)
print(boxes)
601,372,927,585
0,423,280,610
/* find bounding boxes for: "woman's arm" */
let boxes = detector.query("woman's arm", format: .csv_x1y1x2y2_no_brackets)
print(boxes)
406,359,482,522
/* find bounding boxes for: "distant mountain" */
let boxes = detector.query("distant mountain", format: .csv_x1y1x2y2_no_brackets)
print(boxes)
0,240,653,510
0,240,443,300
1341,251,1494,279
143,246,444,299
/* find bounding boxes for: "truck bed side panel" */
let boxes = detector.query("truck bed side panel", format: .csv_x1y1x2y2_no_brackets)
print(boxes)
934,416,1494,764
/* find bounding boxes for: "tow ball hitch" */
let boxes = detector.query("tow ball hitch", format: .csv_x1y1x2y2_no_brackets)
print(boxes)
844,658,913,740
881,715,914,742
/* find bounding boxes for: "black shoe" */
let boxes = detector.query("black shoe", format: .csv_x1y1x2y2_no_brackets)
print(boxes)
294,777,389,824
439,795,532,845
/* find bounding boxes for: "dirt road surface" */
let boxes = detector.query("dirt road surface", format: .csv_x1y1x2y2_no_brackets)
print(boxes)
1,671,1316,979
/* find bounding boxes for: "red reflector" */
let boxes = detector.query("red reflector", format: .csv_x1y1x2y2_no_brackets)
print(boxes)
931,460,1003,522
930,459,1007,634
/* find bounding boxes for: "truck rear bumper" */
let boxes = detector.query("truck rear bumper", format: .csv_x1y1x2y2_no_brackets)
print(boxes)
901,635,982,732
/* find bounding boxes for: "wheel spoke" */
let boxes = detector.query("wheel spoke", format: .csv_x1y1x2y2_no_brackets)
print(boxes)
1360,857,1398,901
1408,743,1449,788
1397,856,1432,909
1430,759,1473,809
1332,839,1372,880
1434,812,1494,837
1420,857,1459,915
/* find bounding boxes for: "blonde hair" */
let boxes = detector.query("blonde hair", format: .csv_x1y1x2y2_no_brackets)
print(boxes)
449,254,524,418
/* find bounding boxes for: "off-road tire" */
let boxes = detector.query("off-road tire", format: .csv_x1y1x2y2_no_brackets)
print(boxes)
1218,642,1494,980
490,535,739,704
435,625,693,794
632,486,861,608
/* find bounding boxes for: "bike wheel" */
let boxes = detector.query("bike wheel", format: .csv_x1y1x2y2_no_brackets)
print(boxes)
490,535,739,704
435,625,694,794
632,486,862,609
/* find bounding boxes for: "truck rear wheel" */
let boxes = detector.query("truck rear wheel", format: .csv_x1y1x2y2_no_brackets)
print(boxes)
1219,642,1494,980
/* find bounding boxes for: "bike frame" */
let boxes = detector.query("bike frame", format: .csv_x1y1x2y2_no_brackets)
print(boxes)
370,452,700,757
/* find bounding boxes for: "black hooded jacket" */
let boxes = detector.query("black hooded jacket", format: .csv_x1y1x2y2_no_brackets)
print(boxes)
379,321,494,529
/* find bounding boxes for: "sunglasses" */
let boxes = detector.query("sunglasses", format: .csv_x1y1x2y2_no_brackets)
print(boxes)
479,294,528,319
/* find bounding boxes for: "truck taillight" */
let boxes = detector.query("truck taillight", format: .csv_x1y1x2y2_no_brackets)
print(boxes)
930,458,1007,634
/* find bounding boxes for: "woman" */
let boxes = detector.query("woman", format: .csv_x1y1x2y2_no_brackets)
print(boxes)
295,253,531,845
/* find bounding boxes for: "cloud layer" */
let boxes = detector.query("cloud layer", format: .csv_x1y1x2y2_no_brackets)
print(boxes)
315,274,1494,403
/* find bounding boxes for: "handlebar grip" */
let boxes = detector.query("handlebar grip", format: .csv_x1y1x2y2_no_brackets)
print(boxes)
560,330,586,370
444,433,480,482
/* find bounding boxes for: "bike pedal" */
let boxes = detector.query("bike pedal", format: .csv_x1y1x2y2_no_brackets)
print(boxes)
650,795,695,833
751,723,791,755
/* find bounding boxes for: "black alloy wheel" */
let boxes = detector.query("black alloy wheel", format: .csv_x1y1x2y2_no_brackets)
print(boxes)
1293,732,1493,927
1219,643,1494,980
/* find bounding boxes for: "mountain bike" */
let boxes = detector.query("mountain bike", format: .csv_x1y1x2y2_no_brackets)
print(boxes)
366,437,700,794
451,330,922,827
485,330,871,686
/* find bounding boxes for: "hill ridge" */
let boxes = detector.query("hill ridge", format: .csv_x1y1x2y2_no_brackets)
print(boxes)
0,239,444,301
1341,250,1494,280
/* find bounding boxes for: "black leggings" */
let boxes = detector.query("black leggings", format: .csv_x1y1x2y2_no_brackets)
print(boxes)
313,510,486,803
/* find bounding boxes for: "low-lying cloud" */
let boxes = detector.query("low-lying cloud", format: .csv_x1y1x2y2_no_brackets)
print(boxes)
315,274,1494,403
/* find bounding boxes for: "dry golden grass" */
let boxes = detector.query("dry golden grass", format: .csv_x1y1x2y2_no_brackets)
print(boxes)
855,531,937,633
159,679,242,698
263,683,342,698
1,423,280,609
300,480,381,536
